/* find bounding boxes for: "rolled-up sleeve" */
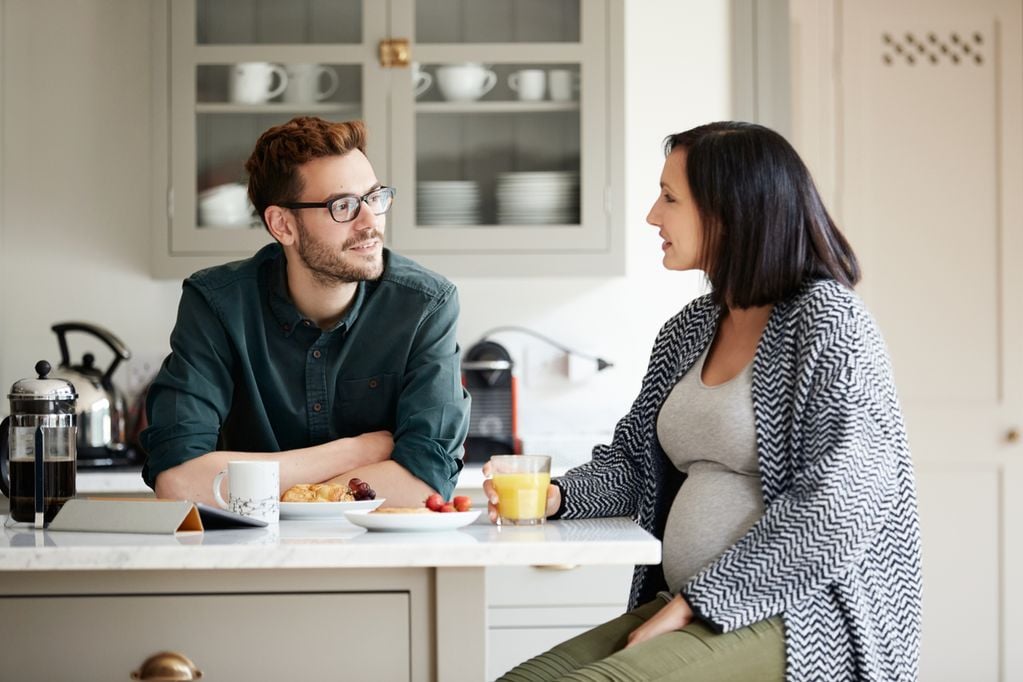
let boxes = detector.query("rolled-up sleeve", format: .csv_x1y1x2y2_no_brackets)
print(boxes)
140,282,235,489
389,287,471,499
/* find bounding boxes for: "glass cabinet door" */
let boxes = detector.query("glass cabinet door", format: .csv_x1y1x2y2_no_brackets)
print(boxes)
388,0,611,257
168,0,385,255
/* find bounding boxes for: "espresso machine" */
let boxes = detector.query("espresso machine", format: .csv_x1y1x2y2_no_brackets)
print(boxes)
461,340,521,463
0,360,78,526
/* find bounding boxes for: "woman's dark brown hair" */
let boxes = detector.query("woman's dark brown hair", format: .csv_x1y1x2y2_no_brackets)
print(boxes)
245,117,367,232
665,121,860,308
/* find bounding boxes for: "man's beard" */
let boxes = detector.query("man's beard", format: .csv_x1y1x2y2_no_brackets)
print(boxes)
294,216,385,285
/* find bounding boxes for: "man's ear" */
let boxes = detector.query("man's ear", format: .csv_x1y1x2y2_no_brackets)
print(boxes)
265,206,296,246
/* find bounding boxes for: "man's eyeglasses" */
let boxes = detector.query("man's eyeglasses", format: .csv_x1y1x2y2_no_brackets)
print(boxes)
281,186,396,223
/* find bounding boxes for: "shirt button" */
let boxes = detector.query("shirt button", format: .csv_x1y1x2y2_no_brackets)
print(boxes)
312,403,322,412
369,379,379,388
303,320,312,327
282,323,290,332
312,350,322,359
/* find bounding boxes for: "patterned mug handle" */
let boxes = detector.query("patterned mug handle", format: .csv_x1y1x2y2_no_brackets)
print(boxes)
212,469,230,509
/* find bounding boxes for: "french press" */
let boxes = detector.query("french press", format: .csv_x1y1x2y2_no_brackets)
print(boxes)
0,360,78,527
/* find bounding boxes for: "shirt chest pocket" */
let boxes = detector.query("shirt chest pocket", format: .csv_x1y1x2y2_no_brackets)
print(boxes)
334,374,399,437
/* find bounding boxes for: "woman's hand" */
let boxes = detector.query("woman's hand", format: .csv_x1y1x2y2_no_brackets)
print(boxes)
625,594,694,648
482,460,562,524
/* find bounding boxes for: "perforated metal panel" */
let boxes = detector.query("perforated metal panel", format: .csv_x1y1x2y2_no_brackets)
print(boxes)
881,29,986,66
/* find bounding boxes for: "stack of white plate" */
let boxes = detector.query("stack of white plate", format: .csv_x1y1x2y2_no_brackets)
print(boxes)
417,180,481,225
496,171,579,225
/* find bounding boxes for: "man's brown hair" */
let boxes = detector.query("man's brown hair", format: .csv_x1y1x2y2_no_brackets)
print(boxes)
245,116,367,231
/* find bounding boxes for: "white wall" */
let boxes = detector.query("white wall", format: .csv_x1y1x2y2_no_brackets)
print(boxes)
0,0,731,461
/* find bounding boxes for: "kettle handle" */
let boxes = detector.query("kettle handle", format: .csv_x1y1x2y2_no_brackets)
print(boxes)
0,417,10,498
52,322,132,385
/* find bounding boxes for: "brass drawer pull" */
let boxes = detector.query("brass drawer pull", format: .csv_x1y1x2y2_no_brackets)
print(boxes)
131,651,203,680
1008,428,1020,444
532,564,580,571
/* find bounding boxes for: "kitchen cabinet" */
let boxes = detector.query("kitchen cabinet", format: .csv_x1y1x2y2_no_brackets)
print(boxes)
64,468,636,679
787,0,1023,678
0,517,659,682
486,564,632,680
151,0,625,279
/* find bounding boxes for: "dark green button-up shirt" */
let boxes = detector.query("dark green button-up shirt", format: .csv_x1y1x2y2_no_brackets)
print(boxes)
141,244,471,498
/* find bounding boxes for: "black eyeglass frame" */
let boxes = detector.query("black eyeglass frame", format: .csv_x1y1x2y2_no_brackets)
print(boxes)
280,186,396,223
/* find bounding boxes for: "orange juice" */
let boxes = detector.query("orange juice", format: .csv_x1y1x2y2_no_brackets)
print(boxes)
493,472,551,524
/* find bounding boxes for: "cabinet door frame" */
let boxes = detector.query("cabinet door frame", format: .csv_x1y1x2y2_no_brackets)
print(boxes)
151,0,387,277
388,0,625,277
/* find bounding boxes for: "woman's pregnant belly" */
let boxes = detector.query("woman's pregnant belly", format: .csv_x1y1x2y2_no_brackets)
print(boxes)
661,463,766,593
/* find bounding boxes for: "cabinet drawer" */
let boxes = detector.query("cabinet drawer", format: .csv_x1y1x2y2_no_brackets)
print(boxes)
0,592,409,681
488,627,590,681
487,564,633,607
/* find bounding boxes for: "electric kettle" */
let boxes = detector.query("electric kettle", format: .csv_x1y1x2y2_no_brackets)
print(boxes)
49,322,132,461
0,360,78,526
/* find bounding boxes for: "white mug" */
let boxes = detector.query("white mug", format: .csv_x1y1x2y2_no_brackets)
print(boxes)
412,62,433,98
283,63,339,104
508,69,546,101
548,69,579,102
229,62,288,104
435,63,497,102
213,461,280,523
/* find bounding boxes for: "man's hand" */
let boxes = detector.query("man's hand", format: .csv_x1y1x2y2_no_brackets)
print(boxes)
625,594,694,648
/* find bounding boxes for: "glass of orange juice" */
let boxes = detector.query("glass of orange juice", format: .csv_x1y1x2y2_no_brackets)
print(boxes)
490,455,552,526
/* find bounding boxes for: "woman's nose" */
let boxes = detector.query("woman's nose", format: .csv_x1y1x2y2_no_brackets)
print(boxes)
646,205,659,227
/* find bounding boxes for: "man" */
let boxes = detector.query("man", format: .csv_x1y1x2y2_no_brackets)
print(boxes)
141,117,471,507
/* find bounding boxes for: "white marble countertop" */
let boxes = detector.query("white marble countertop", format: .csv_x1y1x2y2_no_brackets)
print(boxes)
0,516,660,572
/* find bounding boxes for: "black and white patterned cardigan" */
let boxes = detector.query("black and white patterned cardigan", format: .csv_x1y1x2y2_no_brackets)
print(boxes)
554,279,922,681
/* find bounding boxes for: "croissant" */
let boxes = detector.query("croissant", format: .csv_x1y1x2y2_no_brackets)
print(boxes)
280,483,355,503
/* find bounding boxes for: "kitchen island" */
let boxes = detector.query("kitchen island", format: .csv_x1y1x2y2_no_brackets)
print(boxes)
0,515,659,681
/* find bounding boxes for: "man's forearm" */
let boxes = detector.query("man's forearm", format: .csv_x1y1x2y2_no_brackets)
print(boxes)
154,436,382,505
326,460,436,508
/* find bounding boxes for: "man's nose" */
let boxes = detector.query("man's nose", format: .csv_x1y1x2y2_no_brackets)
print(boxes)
353,204,379,230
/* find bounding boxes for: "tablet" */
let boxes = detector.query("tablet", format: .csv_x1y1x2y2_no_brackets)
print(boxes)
194,502,269,529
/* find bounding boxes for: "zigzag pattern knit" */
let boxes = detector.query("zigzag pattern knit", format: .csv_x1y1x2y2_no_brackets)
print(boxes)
555,279,922,681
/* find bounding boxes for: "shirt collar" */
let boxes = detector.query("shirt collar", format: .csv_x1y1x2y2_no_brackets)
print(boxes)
267,251,367,337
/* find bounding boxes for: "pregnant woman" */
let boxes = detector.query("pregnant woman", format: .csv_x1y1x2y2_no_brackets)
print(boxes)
485,121,922,681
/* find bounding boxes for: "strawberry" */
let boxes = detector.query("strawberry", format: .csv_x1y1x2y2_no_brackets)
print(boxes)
452,495,472,512
440,503,457,513
425,493,445,512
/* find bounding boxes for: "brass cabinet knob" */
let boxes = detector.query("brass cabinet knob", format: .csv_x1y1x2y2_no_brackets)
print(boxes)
1009,428,1021,444
378,38,411,67
131,651,203,680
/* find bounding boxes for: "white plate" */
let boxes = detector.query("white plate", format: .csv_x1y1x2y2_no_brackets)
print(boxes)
280,498,384,520
343,509,481,532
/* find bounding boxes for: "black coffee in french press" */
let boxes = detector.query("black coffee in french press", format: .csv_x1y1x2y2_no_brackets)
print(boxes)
0,360,78,525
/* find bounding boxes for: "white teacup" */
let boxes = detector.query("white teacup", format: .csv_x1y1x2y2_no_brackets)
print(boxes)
435,63,497,102
508,69,546,101
213,461,280,523
283,63,339,104
548,69,579,102
412,62,433,98
229,62,288,104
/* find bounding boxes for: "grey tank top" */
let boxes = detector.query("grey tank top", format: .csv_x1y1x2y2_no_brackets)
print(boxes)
656,344,765,593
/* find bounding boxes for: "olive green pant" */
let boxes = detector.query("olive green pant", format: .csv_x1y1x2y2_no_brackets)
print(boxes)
497,597,786,682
